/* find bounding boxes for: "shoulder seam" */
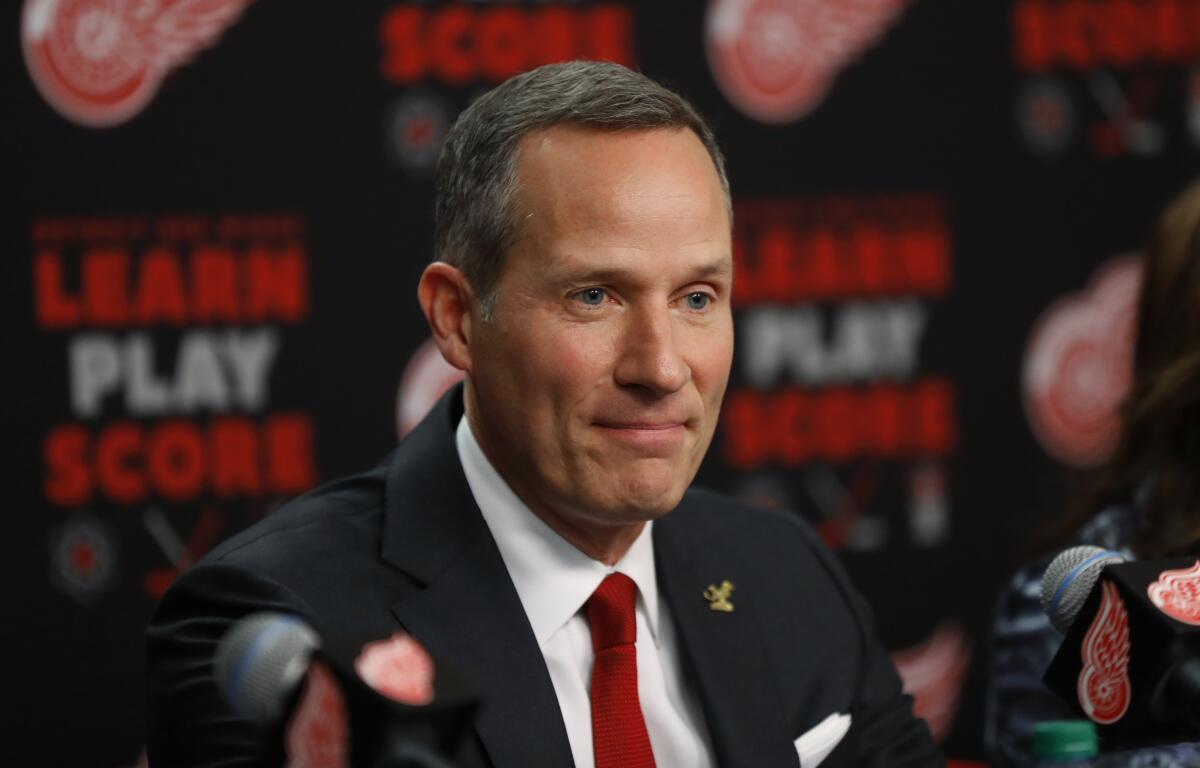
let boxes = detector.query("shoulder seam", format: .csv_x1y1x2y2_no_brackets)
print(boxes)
213,499,384,562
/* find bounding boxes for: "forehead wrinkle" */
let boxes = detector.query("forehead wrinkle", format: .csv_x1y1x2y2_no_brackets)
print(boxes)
542,251,732,287
517,133,723,221
582,185,723,228
552,223,727,252
524,213,729,274
547,195,730,243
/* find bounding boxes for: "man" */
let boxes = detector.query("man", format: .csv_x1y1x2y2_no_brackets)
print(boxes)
147,61,939,767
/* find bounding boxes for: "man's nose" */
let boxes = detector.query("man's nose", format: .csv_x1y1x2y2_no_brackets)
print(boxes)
613,306,691,395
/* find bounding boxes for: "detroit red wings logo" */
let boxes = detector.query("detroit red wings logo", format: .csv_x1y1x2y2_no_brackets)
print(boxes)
889,622,971,744
22,0,252,127
285,661,349,768
1148,561,1200,626
1023,256,1141,468
1077,580,1132,725
705,0,909,124
355,632,436,706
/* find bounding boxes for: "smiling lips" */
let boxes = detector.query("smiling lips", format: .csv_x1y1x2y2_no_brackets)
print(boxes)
593,421,688,455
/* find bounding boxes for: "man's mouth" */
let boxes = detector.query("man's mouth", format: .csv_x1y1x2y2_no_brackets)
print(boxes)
592,421,688,454
595,421,685,430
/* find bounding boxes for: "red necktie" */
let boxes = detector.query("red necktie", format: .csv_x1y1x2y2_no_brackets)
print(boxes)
586,572,656,768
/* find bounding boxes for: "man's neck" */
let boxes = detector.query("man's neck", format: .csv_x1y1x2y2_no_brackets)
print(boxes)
532,512,645,567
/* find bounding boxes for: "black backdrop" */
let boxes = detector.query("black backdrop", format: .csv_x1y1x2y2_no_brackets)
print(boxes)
7,0,1200,764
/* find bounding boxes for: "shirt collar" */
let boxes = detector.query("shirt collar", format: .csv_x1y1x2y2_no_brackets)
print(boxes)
455,415,660,647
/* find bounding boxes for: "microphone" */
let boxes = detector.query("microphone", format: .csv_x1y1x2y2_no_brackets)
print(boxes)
1040,547,1200,749
215,612,475,768
1040,545,1127,634
215,612,319,724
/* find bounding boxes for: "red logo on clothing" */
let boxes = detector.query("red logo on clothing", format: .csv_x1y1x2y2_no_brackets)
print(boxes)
1148,561,1200,626
285,661,350,768
705,0,908,123
890,622,971,743
1023,256,1140,468
355,632,436,706
1077,580,1132,725
22,0,252,127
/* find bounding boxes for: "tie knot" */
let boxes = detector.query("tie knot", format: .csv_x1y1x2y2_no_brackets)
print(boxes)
586,572,638,651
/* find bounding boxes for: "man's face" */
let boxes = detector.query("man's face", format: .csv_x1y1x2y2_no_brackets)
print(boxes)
465,125,734,536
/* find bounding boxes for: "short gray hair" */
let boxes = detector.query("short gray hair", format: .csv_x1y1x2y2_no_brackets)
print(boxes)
433,60,731,319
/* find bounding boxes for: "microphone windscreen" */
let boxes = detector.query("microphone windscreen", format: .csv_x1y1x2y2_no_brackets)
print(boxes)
1040,545,1127,634
214,612,319,723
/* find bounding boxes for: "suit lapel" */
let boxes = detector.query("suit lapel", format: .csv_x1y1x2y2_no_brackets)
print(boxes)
389,531,575,768
380,388,574,768
655,501,798,767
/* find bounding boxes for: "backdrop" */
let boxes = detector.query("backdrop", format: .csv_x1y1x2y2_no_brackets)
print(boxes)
7,0,1200,763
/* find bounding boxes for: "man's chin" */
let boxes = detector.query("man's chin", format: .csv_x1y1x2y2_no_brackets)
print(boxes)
602,477,688,520
568,454,697,520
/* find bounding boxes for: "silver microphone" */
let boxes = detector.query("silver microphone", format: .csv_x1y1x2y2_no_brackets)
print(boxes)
1040,545,1127,634
213,612,320,723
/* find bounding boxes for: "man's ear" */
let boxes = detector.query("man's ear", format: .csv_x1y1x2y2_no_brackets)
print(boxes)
417,262,476,373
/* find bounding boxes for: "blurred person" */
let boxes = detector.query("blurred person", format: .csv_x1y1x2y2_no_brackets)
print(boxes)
986,178,1200,766
146,61,938,767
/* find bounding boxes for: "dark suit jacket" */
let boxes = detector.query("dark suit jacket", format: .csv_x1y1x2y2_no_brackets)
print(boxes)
146,387,940,767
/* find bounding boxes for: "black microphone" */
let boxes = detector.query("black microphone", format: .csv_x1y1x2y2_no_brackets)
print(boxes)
1040,546,1200,749
215,612,474,768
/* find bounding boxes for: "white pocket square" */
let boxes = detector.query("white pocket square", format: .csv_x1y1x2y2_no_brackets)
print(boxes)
794,712,852,767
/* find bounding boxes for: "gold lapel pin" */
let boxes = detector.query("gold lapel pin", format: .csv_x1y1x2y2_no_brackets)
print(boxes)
704,580,735,612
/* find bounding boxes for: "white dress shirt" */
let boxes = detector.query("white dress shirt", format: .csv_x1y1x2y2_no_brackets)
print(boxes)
456,416,715,768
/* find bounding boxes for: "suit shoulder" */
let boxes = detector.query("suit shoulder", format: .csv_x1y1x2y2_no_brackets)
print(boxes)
678,487,832,554
676,487,864,608
202,458,390,574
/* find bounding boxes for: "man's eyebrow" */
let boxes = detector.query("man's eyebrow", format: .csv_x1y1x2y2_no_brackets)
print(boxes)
549,258,733,285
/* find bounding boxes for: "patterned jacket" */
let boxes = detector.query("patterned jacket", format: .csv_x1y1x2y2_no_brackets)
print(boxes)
985,504,1200,766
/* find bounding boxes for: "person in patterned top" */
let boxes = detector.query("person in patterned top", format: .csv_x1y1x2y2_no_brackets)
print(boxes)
987,178,1200,766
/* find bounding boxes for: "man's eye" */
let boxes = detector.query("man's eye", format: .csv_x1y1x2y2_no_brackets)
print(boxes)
685,292,710,310
577,288,606,306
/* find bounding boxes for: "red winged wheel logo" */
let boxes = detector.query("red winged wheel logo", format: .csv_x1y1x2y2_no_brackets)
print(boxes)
285,661,349,768
705,0,909,124
355,632,436,707
1023,256,1140,468
1148,561,1200,626
22,0,252,127
1077,580,1132,725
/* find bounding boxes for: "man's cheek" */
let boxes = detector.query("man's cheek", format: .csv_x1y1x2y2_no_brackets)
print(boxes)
555,323,617,364
547,346,608,393
696,329,734,377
